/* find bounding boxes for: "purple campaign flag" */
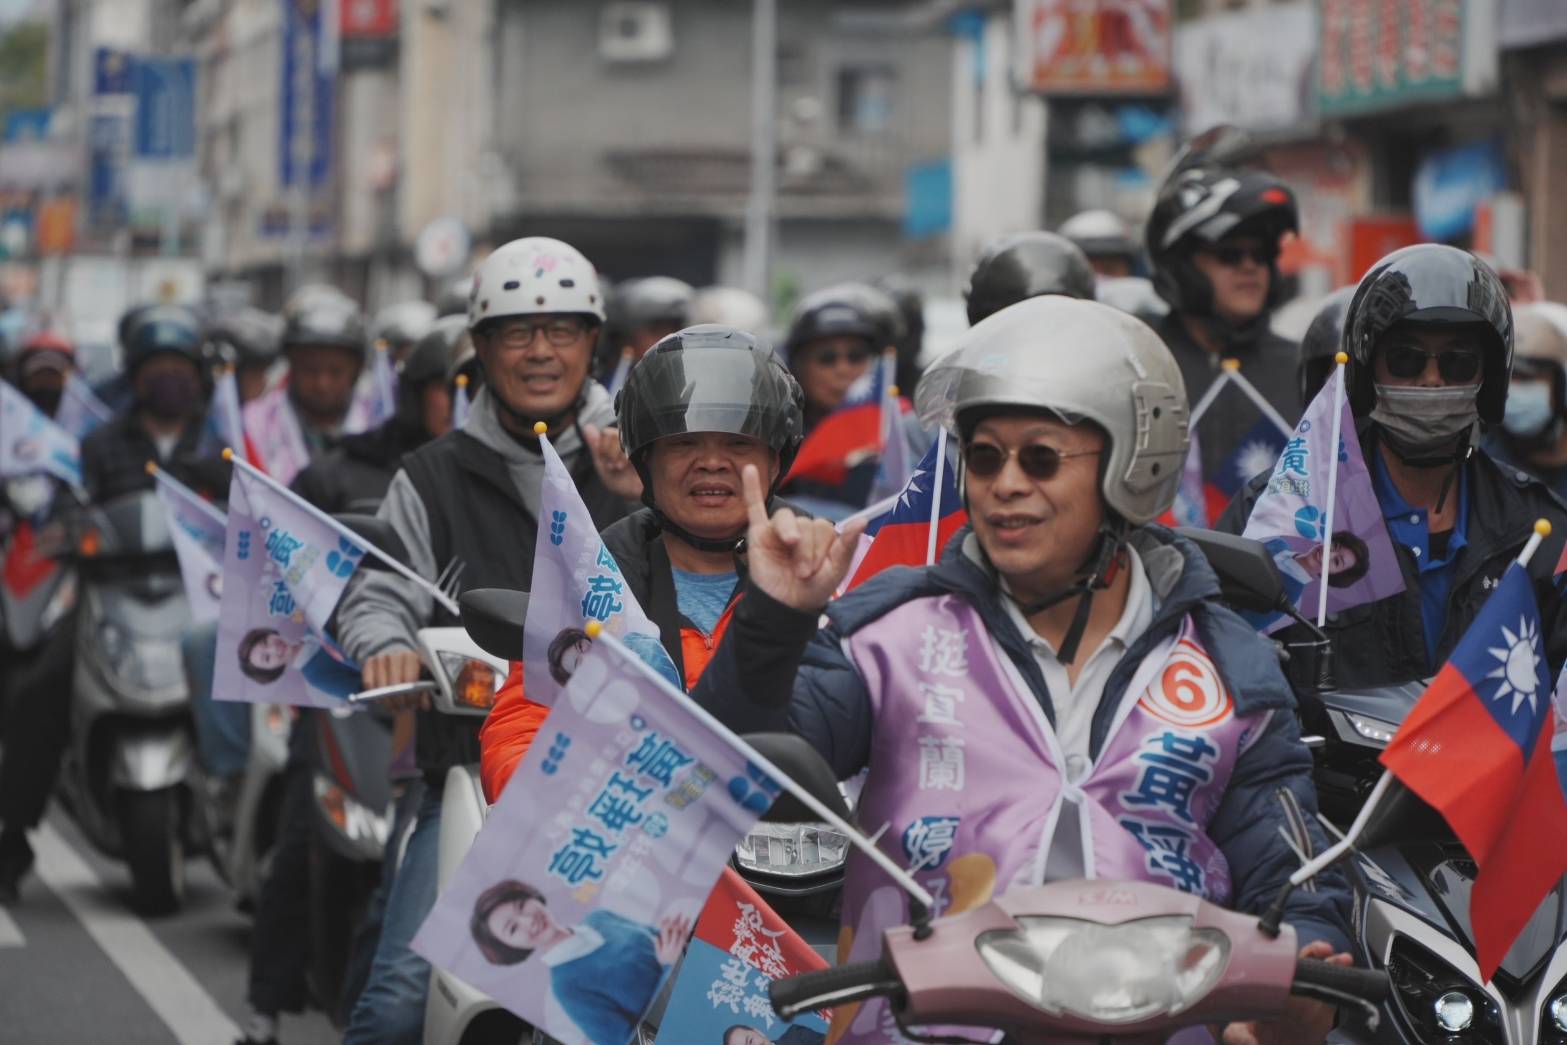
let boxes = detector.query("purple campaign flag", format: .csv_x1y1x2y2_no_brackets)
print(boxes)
243,385,313,485
55,374,113,439
603,349,634,397
206,366,250,463
1169,427,1206,529
152,466,227,621
0,381,81,487
346,344,398,433
522,432,679,709
1240,364,1403,632
211,462,364,708
412,635,780,1045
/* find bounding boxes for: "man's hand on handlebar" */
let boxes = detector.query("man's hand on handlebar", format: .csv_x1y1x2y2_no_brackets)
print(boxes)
361,648,428,712
1217,940,1351,1045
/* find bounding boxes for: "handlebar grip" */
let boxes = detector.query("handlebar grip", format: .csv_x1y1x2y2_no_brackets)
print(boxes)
768,958,903,1021
1291,959,1389,1004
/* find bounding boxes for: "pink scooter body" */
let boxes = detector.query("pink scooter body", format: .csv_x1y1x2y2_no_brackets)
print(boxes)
884,879,1297,1042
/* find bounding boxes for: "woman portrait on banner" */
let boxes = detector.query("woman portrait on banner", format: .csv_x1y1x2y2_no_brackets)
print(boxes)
236,626,361,703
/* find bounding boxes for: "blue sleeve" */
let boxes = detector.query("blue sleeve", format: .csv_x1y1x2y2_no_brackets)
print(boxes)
552,920,664,1045
1209,707,1353,955
788,619,875,780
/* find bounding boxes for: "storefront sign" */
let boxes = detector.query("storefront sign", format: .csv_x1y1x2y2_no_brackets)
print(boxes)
1174,1,1315,134
1318,0,1497,116
1015,0,1172,95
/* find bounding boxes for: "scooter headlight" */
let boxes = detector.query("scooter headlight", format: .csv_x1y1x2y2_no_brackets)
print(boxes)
312,773,390,859
1387,937,1500,1044
436,653,502,712
1434,991,1473,1032
1549,993,1567,1033
976,915,1229,1024
733,823,850,878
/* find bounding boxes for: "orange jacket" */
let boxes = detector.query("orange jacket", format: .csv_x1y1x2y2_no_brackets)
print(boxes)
478,603,736,803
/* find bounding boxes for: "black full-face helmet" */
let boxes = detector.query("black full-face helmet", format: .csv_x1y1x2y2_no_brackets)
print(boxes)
1296,286,1356,408
964,230,1097,325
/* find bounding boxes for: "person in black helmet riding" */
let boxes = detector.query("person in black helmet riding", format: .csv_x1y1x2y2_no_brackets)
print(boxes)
1219,245,1567,694
1294,287,1357,409
1146,142,1302,506
600,276,695,378
207,307,285,404
964,230,1097,326
479,324,806,800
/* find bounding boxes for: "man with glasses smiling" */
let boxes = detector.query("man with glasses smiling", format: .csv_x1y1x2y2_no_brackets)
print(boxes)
1220,244,1567,693
331,236,643,1045
689,295,1354,1045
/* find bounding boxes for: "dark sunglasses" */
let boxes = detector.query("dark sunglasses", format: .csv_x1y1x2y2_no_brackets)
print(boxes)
809,344,871,368
963,442,1101,481
1203,243,1275,268
1381,344,1483,383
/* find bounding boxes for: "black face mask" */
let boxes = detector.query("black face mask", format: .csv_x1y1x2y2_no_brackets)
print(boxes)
26,387,62,417
139,372,201,421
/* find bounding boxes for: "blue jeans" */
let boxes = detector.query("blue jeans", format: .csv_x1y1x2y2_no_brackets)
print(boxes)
182,623,251,777
342,781,442,1045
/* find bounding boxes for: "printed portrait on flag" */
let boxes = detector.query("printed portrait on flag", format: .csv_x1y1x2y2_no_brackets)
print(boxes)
413,641,779,1045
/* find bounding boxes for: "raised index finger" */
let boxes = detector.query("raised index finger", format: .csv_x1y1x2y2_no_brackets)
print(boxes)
742,464,771,530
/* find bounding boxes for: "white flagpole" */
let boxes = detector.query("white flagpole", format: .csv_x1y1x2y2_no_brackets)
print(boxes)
147,461,226,527
1224,364,1294,439
925,428,949,566
1291,517,1553,886
1186,367,1233,429
591,624,936,911
1314,355,1348,628
223,449,460,615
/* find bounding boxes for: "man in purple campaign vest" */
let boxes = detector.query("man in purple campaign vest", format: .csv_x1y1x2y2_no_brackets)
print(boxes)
689,296,1355,1045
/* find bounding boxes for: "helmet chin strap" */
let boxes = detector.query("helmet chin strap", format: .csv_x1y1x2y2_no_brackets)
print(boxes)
1006,519,1130,667
1378,425,1477,515
649,508,747,554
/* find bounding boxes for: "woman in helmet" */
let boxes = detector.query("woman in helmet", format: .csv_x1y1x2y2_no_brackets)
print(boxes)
1485,302,1567,501
1220,245,1567,692
478,325,805,801
1146,141,1303,509
691,295,1352,1045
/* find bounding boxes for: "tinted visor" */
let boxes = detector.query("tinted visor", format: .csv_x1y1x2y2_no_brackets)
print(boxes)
619,336,800,457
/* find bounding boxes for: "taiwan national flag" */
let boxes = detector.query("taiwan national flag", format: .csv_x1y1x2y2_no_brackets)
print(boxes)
1380,562,1567,981
785,359,888,488
844,436,965,591
1206,417,1287,524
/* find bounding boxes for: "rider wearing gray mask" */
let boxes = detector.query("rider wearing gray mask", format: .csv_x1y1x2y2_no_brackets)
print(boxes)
1220,244,1567,691
1485,302,1567,501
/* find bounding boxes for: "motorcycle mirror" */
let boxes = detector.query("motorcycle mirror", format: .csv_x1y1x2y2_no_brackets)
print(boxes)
742,733,854,824
333,513,408,568
458,588,531,662
1177,527,1288,615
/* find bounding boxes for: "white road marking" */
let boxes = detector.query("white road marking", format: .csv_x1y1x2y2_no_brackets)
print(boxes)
32,822,240,1045
0,904,23,947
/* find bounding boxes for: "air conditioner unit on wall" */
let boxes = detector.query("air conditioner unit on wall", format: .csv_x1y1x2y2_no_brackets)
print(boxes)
599,2,673,63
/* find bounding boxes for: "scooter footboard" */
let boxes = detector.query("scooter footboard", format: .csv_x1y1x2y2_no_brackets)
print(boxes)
110,721,194,791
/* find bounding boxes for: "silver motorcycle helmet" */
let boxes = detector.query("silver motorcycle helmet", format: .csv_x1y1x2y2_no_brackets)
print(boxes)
916,295,1189,527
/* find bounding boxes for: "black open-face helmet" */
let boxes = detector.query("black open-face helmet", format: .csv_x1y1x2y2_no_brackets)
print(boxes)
1343,244,1513,423
1297,286,1356,408
964,230,1097,325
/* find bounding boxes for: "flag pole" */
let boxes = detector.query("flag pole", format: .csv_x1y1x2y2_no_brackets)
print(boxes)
147,461,226,527
1186,365,1234,429
223,449,460,615
1289,517,1553,887
589,623,936,911
925,428,948,566
1225,363,1294,438
1314,355,1349,628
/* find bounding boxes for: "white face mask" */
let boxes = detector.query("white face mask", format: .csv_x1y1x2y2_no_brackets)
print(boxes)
1503,380,1555,439
1370,383,1480,456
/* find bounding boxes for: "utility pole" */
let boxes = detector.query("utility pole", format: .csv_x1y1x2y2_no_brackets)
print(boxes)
742,0,777,306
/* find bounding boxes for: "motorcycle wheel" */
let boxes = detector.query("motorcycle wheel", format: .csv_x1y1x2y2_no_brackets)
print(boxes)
307,840,378,1026
116,787,186,915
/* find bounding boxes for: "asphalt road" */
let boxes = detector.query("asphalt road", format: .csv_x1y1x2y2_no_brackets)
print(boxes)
0,802,341,1045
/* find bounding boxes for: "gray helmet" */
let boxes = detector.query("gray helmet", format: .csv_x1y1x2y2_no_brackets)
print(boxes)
373,301,438,354
282,284,368,360
207,307,284,369
916,296,1189,526
435,276,473,318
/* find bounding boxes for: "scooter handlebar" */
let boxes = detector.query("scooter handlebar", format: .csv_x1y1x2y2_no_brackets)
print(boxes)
1291,958,1389,1004
769,958,903,1021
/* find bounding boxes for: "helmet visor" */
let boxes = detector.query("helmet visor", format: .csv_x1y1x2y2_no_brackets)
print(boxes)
619,340,800,456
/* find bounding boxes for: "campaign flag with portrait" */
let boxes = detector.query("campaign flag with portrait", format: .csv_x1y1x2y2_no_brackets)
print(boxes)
0,381,81,487
412,638,780,1045
242,385,313,485
346,344,398,433
152,466,227,621
55,374,113,439
211,462,364,707
654,866,830,1045
1240,367,1402,631
523,432,679,709
206,366,257,464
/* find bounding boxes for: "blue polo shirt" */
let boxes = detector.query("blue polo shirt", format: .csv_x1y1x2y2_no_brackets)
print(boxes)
1371,450,1469,665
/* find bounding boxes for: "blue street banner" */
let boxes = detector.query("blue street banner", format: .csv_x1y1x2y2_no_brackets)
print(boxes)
522,432,678,708
132,57,197,159
412,636,780,1045
279,0,335,189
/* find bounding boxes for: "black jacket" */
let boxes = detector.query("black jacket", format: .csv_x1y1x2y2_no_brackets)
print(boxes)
1216,440,1567,691
80,410,229,504
1157,313,1301,497
292,420,432,515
